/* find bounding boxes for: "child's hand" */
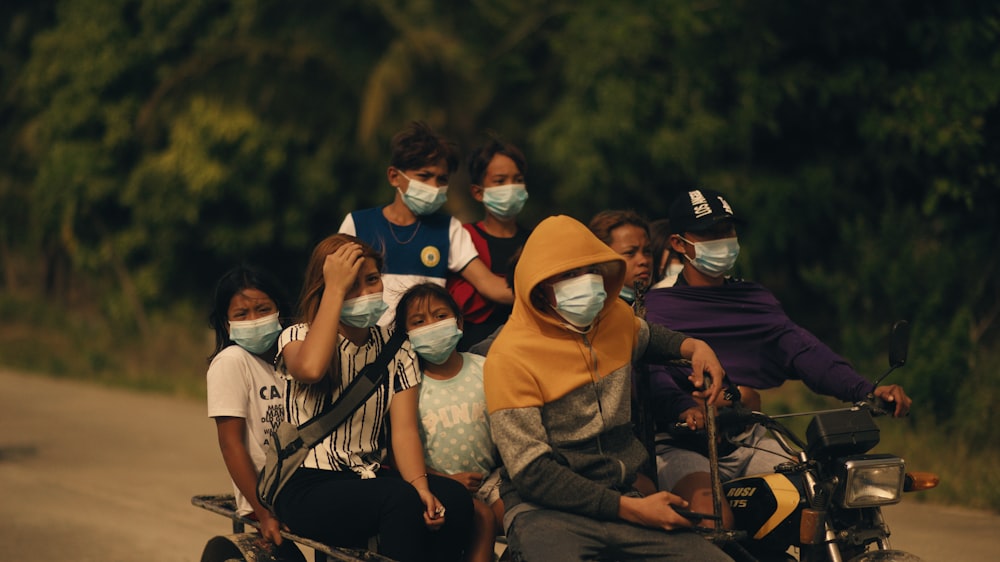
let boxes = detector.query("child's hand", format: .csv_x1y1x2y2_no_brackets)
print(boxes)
417,489,447,530
447,471,484,493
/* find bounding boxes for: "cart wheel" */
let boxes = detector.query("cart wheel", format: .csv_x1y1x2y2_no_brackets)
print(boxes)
200,533,307,562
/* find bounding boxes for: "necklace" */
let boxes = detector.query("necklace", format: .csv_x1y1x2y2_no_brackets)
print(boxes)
388,219,421,245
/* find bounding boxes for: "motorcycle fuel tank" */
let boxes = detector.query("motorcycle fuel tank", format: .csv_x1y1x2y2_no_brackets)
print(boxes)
724,472,807,551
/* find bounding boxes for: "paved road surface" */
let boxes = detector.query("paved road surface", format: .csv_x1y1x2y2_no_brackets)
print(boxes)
1,368,997,561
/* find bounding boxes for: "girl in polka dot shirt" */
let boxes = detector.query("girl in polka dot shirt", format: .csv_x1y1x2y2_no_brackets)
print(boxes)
397,283,504,562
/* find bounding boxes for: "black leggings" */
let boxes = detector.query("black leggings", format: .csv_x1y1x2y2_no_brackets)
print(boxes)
274,467,473,562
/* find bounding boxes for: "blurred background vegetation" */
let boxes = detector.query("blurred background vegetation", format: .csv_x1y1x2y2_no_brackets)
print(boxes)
1,0,997,510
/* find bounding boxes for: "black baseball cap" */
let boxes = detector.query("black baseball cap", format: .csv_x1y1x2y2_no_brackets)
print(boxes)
668,188,740,234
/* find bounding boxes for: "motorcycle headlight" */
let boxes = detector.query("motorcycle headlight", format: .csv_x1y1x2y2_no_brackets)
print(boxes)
837,455,905,508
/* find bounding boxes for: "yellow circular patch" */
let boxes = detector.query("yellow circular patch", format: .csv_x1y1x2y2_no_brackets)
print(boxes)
420,246,441,268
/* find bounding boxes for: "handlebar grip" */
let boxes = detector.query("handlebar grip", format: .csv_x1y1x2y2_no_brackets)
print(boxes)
671,421,700,434
671,506,722,522
863,394,893,417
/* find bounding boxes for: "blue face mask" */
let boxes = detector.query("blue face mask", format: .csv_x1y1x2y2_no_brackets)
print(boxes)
482,183,528,219
551,273,607,328
408,317,463,365
398,172,448,215
340,293,388,328
229,312,282,354
680,236,740,278
619,285,636,304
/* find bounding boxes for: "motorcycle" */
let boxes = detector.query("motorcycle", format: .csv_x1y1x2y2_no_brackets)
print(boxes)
673,321,940,562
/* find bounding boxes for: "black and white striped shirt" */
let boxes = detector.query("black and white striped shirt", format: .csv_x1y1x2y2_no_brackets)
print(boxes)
277,323,421,478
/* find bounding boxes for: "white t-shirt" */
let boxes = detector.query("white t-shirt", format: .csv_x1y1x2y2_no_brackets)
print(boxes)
652,272,680,289
206,345,285,516
277,323,421,478
418,353,496,476
339,211,479,325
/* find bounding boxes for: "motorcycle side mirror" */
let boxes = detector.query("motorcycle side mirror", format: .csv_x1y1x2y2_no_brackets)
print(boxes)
888,320,909,369
873,320,910,388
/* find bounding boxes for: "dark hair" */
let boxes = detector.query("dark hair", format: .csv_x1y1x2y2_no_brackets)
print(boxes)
649,218,681,284
208,265,291,362
390,121,459,173
466,134,527,186
394,282,463,337
587,209,650,245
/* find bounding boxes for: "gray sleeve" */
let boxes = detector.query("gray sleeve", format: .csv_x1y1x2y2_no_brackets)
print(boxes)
491,407,623,520
469,324,504,357
640,319,689,364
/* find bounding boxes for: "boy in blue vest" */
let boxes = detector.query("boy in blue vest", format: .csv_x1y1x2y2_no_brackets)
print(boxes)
339,121,513,326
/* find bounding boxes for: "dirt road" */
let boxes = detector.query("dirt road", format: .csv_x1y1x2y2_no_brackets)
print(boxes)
0,368,234,561
0,368,997,561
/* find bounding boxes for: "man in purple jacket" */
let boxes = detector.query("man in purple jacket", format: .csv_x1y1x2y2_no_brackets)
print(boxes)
645,188,912,528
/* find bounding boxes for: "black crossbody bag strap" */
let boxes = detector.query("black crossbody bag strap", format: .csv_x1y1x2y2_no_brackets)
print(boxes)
283,328,407,456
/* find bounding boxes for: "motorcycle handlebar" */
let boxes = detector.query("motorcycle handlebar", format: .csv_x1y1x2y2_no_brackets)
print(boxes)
672,395,892,435
858,394,894,417
671,406,766,434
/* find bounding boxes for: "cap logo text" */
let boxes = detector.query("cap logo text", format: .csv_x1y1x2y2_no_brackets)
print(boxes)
689,190,712,219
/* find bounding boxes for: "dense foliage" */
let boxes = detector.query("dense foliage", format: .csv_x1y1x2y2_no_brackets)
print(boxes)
1,1,998,450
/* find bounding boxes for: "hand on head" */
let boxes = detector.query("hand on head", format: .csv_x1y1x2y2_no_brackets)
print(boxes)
323,242,365,296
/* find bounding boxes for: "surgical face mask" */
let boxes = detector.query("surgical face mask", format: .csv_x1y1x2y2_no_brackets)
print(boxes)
229,312,282,354
482,183,528,219
551,273,607,328
679,236,740,278
397,172,448,215
340,293,388,328
619,285,636,304
408,317,463,365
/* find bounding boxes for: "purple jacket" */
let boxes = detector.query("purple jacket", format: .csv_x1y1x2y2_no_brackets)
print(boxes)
644,281,875,424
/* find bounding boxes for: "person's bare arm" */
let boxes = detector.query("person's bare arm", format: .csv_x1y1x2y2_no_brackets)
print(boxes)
390,386,446,530
460,258,514,305
215,417,284,544
282,244,363,383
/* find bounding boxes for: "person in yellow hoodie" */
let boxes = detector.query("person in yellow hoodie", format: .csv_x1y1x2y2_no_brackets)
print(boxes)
484,215,731,561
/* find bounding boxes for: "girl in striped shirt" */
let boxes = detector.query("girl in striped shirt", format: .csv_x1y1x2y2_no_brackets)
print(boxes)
273,233,473,562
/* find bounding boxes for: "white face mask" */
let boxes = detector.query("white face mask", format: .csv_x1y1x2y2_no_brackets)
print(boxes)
408,317,463,364
229,312,282,354
551,273,607,328
340,293,388,328
398,172,448,215
482,183,528,218
679,236,740,277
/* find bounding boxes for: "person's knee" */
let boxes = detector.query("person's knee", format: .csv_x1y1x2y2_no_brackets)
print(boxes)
490,499,506,536
672,472,736,530
379,478,424,515
655,449,709,492
474,498,496,527
506,510,595,560
672,472,714,509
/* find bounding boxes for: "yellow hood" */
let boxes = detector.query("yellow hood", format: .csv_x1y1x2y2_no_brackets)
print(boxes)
485,215,640,411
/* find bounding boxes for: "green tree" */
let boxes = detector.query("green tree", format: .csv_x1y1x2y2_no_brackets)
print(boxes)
5,0,998,442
